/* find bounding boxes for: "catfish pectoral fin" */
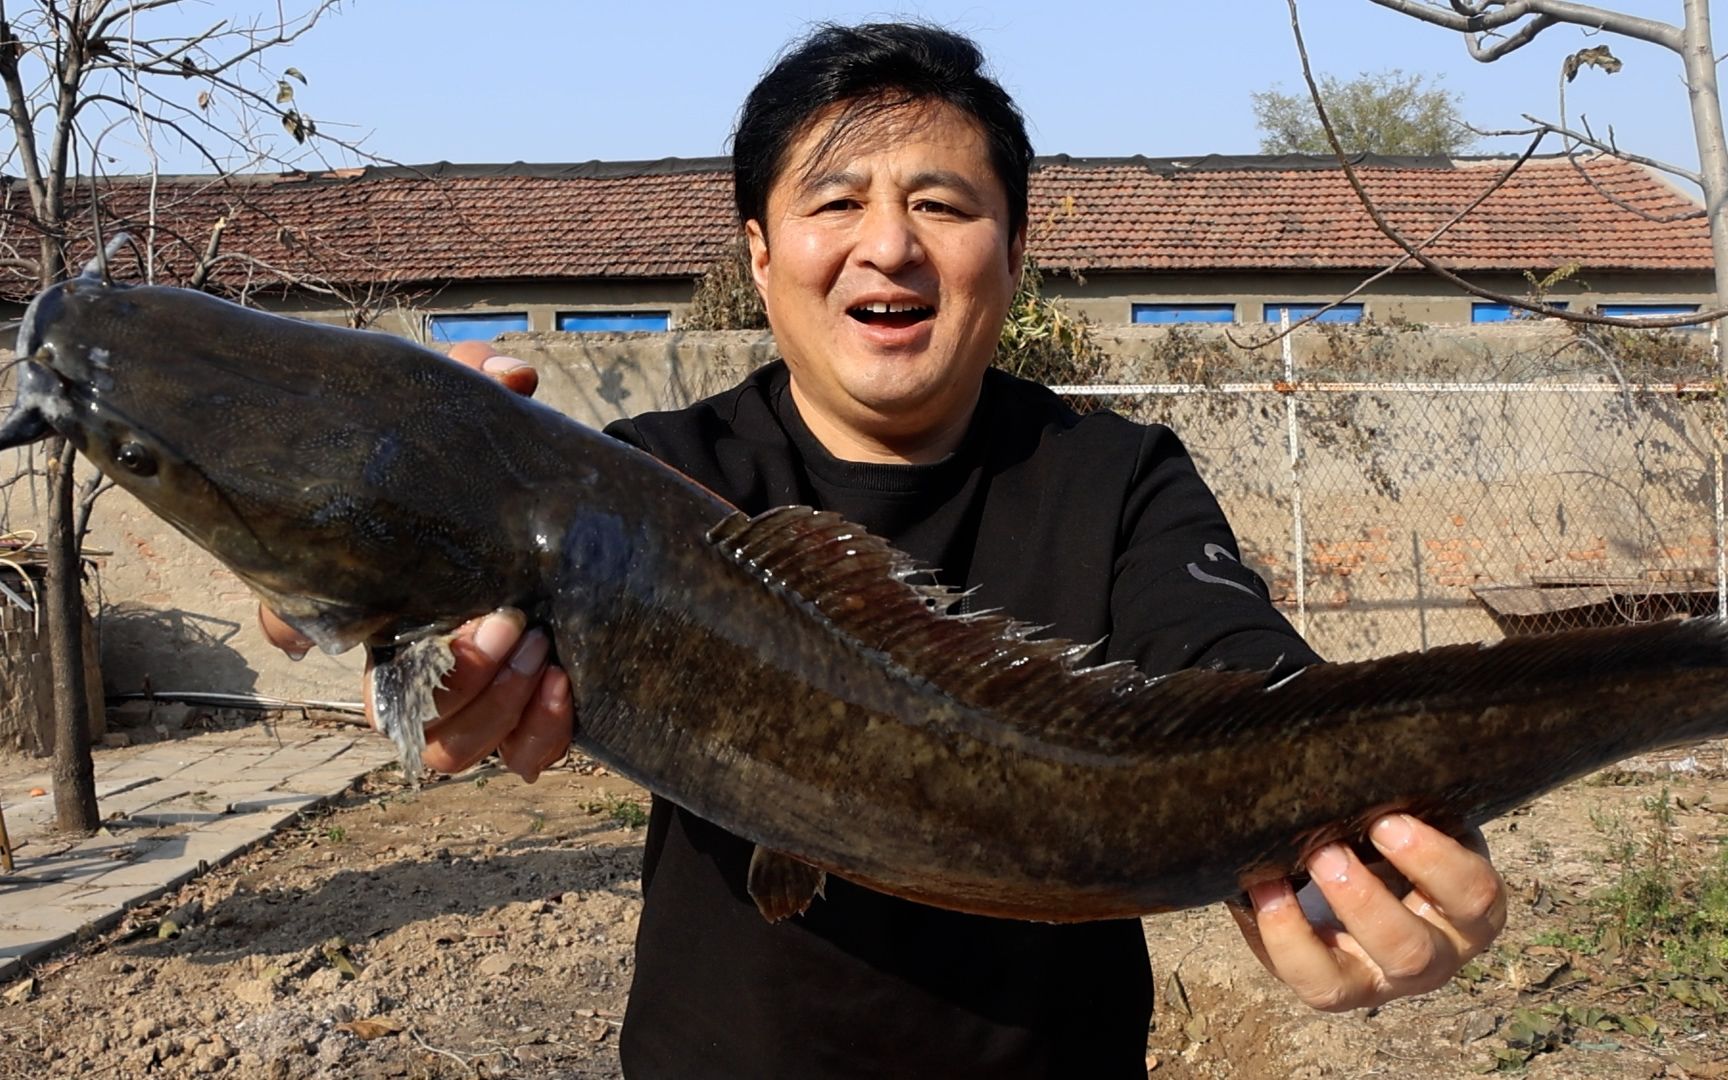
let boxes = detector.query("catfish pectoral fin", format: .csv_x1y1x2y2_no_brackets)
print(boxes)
368,635,457,788
748,845,827,923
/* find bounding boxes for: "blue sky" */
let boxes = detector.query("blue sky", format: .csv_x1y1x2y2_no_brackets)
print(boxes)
95,1,1719,193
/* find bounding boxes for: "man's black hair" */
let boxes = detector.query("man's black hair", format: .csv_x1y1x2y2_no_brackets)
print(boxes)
732,22,1033,242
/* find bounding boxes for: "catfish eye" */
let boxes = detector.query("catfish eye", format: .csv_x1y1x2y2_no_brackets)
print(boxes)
113,441,157,477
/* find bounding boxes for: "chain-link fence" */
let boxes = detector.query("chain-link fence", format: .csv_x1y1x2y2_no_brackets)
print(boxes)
1058,321,1726,663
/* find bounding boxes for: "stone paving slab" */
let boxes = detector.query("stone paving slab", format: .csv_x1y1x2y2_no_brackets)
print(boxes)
0,719,394,981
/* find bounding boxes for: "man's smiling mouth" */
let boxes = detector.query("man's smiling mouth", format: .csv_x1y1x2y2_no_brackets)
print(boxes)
848,301,935,329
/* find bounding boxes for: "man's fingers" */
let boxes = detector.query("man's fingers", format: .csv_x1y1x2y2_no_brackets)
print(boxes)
498,666,575,783
1240,876,1369,1012
429,610,529,717
422,628,551,774
257,604,313,659
445,340,538,397
1306,842,1452,997
1369,816,1507,950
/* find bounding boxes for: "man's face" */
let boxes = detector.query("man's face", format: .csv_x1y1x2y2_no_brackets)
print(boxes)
746,101,1025,463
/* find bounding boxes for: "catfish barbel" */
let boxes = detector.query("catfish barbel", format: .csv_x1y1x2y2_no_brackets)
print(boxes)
5,269,1728,923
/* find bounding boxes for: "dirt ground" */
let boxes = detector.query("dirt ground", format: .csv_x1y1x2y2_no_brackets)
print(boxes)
2,735,1726,1080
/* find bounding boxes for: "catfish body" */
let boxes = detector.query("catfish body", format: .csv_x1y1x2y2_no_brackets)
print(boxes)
6,274,1728,921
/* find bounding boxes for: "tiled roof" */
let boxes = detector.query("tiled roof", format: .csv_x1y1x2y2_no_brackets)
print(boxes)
0,154,1708,300
1028,155,1709,273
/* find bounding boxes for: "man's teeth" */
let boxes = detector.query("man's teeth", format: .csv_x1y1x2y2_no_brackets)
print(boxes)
857,302,930,314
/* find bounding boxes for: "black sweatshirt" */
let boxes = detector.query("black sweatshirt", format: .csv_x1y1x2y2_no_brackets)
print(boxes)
603,362,1319,1080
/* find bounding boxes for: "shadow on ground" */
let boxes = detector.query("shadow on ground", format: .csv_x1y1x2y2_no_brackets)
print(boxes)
128,827,644,965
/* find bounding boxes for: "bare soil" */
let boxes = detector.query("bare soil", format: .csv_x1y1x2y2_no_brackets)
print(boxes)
2,745,1726,1080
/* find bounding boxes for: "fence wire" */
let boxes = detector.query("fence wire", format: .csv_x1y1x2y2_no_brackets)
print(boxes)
1054,341,1727,663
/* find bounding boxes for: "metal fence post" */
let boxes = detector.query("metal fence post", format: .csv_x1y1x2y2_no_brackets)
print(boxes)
1281,309,1308,636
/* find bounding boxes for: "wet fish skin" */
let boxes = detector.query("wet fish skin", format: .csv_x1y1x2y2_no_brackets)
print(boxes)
5,274,1728,922
4,276,586,650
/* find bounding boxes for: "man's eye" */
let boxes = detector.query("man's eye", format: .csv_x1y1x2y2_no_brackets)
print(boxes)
914,200,961,215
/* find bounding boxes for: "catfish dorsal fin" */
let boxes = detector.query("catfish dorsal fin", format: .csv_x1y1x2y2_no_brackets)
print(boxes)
706,507,1173,754
719,509,1728,761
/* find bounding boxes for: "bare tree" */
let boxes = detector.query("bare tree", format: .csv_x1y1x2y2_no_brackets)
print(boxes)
0,0,353,832
1367,0,1728,313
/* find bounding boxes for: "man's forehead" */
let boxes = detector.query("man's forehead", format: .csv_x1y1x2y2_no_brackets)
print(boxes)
779,98,997,193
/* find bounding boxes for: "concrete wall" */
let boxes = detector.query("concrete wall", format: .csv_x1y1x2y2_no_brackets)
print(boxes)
303,269,1717,335
0,321,1718,708
1043,270,1716,327
256,279,697,337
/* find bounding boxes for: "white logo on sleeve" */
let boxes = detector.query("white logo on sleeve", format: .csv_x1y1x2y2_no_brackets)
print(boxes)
1186,543,1260,597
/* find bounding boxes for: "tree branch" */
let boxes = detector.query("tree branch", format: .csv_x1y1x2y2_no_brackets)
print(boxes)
1469,13,1558,62
1367,0,1683,53
1292,0,1727,328
185,212,225,290
1517,114,1703,184
1229,130,1551,348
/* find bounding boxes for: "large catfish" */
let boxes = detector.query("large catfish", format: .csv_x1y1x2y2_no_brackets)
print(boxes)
4,268,1727,923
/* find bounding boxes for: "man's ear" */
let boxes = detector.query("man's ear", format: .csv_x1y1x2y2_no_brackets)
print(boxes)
1008,221,1027,278
745,220,771,299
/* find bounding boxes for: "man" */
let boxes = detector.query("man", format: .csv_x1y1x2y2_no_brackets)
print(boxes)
265,22,1505,1078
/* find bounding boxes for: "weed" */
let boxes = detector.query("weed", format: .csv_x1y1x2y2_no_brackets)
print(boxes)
1592,787,1728,973
323,825,347,844
1529,928,1594,954
993,255,1110,410
1489,1003,1660,1070
682,239,769,332
587,794,648,829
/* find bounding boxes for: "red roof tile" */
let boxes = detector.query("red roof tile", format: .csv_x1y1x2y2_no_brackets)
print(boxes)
0,154,1708,299
1028,155,1709,273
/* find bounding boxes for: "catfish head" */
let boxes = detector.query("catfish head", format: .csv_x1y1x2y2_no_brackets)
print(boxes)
0,275,555,654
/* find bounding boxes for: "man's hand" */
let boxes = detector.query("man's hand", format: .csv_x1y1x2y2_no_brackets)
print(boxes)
1227,815,1507,1011
256,340,576,782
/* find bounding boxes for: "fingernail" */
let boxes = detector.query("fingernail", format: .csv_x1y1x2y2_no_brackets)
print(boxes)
472,609,525,663
1371,814,1415,854
284,643,309,662
1249,880,1291,914
506,628,550,677
482,354,528,374
1309,844,1350,883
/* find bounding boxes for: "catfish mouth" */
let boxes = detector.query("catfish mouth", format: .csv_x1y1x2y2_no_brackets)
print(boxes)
0,359,69,450
0,279,80,451
847,300,936,330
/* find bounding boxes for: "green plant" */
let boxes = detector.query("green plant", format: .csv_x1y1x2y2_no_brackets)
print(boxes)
1592,788,1728,972
993,255,1108,409
1568,321,1715,382
589,794,648,829
1521,263,1584,310
682,239,770,331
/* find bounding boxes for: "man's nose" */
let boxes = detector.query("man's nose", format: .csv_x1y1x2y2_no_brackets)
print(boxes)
853,203,924,273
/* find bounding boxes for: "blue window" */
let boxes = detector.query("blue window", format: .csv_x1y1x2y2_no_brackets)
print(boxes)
1262,303,1363,325
1472,302,1570,323
556,311,670,332
1598,303,1701,320
1131,303,1235,325
428,312,529,342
